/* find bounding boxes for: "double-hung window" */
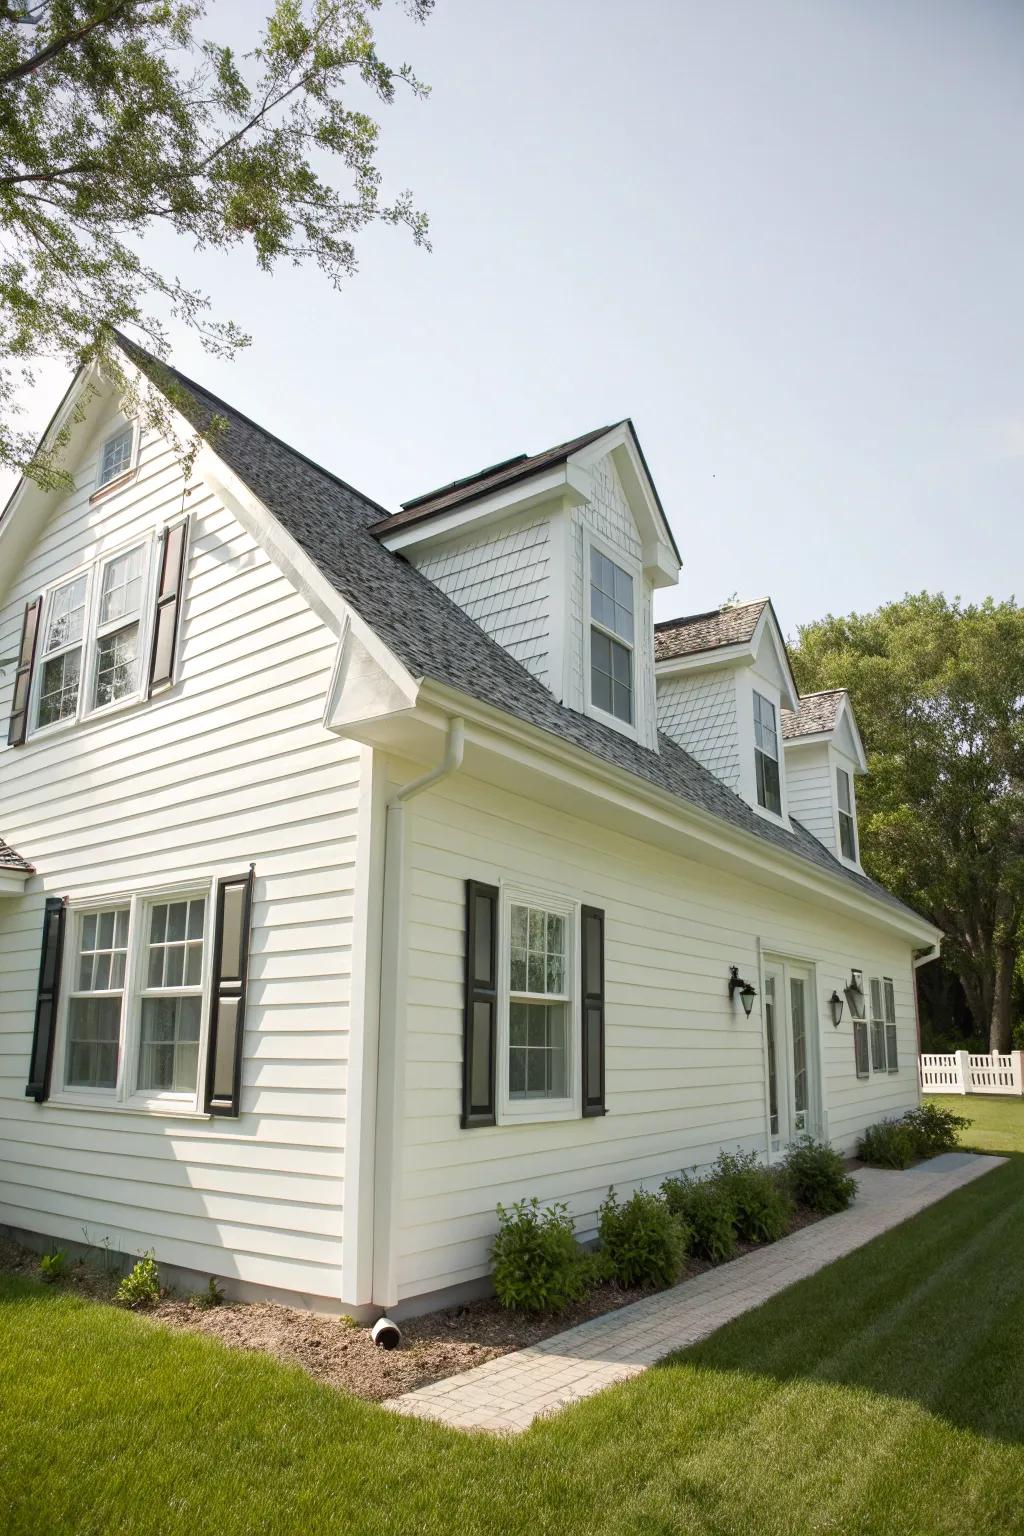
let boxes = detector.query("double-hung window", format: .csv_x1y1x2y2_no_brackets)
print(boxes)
92,545,146,710
868,977,887,1072
589,546,634,726
837,768,857,860
36,574,88,728
753,691,782,815
498,888,578,1120
97,425,135,489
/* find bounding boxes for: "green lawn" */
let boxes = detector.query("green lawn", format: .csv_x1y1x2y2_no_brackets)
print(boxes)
3,1098,1024,1536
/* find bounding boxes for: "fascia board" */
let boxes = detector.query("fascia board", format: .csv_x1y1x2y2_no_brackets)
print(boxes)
751,607,800,711
417,678,941,946
376,468,579,553
655,642,754,678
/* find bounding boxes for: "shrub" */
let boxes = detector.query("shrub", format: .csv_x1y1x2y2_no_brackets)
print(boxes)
662,1173,737,1263
782,1135,857,1212
712,1149,794,1244
598,1188,690,1290
39,1250,68,1284
188,1277,225,1309
857,1119,918,1169
116,1251,161,1309
902,1102,968,1158
491,1199,591,1313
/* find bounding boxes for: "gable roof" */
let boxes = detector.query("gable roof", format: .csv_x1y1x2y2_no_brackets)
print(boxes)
0,838,34,874
655,599,768,662
107,337,922,927
782,689,845,740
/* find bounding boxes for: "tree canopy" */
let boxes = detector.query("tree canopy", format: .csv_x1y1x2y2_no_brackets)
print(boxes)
790,593,1024,1051
0,0,432,486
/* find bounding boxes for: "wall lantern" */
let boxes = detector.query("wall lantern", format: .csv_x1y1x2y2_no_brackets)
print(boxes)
828,990,845,1028
844,969,866,1021
728,965,757,1017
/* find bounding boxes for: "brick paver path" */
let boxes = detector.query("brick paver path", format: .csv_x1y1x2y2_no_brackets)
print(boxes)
385,1152,1004,1434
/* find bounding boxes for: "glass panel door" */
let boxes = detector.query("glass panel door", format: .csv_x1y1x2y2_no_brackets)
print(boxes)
790,975,807,1134
763,959,818,1149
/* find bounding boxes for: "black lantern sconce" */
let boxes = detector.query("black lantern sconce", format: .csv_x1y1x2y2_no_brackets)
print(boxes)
728,965,757,1017
844,969,866,1022
828,990,845,1028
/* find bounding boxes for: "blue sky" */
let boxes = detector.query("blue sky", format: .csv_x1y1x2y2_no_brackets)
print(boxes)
9,0,1023,634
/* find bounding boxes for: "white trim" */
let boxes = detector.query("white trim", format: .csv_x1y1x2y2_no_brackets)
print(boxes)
582,527,641,743
496,879,581,1125
94,418,140,492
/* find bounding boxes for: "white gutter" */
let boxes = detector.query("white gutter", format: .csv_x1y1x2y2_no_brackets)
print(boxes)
370,717,465,1309
913,942,941,969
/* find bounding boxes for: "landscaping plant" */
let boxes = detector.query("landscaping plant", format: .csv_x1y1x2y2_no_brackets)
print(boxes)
902,1103,969,1157
491,1199,591,1313
712,1149,794,1244
857,1119,919,1169
598,1188,690,1289
661,1173,737,1263
115,1252,161,1309
782,1136,858,1212
38,1250,68,1284
189,1278,225,1309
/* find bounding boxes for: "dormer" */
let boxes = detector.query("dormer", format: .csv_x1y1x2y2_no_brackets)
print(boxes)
372,421,681,751
655,599,800,826
781,690,867,869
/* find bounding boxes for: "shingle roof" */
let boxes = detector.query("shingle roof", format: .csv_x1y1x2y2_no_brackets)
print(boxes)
782,690,847,741
0,838,34,874
655,600,768,662
117,338,924,926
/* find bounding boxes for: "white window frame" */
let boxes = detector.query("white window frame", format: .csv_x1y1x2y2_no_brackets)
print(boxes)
31,570,91,735
48,878,217,1118
95,420,139,493
836,766,858,863
27,533,158,739
583,530,641,742
753,689,783,818
496,881,581,1125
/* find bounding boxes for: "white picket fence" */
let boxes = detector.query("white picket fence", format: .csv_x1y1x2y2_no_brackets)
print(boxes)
919,1050,1024,1096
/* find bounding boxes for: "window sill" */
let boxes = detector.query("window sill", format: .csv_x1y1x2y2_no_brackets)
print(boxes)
90,468,138,504
585,700,640,744
43,1096,210,1121
498,1100,580,1126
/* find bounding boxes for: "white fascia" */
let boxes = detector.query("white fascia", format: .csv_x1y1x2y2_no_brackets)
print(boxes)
377,467,587,556
749,605,799,713
569,423,680,589
416,679,942,948
655,641,755,680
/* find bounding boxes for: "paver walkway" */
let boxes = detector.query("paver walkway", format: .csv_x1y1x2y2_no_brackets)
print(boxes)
386,1152,1005,1434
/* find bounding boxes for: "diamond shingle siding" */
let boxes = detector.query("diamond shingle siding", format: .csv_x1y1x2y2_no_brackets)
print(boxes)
657,671,740,789
410,519,552,684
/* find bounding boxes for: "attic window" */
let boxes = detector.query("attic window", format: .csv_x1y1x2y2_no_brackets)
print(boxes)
98,425,134,488
589,548,634,725
837,768,857,860
753,691,782,815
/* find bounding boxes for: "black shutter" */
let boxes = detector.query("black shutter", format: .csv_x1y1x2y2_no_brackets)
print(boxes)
25,897,67,1102
8,596,41,746
581,904,606,1116
204,866,255,1116
148,517,188,695
462,880,498,1127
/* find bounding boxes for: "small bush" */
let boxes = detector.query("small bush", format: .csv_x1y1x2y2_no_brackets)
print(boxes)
598,1188,690,1289
492,1198,591,1313
116,1251,161,1309
39,1250,68,1284
713,1149,794,1244
662,1173,737,1263
188,1277,225,1309
902,1102,968,1158
783,1136,857,1212
857,1119,918,1169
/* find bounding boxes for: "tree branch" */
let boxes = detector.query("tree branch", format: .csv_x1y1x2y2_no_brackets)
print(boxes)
0,0,132,86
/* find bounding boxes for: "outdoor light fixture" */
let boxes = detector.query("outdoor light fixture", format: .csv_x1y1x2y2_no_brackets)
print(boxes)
828,990,845,1028
728,965,757,1017
844,969,866,1021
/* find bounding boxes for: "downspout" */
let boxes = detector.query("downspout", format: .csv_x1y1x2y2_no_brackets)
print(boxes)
371,717,465,1310
912,941,941,1078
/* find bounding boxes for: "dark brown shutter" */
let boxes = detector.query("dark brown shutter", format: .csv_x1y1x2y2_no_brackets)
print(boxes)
25,897,67,1102
204,866,255,1116
462,880,498,1127
581,904,606,1116
8,596,41,746
148,517,188,695
853,1017,870,1080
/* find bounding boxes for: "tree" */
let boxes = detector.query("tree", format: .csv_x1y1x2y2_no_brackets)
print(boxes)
791,594,1024,1052
0,0,432,486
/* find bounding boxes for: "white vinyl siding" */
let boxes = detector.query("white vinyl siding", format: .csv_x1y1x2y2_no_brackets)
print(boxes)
0,407,362,1306
394,768,921,1303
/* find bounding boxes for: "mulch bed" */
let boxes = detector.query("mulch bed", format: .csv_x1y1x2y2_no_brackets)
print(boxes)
0,1205,828,1403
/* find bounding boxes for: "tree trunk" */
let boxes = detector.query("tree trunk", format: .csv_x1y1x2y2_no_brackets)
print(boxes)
989,941,1017,1053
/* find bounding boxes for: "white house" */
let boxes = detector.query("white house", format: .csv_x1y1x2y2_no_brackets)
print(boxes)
0,339,941,1316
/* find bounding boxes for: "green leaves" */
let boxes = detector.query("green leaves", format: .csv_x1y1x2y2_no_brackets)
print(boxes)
0,0,432,481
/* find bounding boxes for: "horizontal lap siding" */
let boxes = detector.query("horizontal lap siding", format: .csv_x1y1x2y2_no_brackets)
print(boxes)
784,743,837,851
396,772,920,1300
0,410,357,1304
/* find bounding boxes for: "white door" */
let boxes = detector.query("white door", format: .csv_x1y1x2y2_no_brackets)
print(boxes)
763,960,818,1151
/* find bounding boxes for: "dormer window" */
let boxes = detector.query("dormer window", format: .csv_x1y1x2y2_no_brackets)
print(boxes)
98,425,135,489
837,768,857,860
753,691,781,814
589,546,634,726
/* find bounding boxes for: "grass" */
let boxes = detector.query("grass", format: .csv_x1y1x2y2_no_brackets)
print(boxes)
2,1097,1024,1535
